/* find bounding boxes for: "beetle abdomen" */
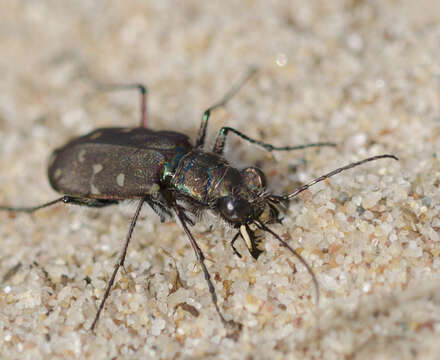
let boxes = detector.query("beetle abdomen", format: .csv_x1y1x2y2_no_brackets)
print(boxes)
48,128,192,199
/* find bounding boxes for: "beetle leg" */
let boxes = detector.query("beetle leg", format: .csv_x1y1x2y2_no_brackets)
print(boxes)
0,195,118,213
213,126,336,155
173,204,195,226
195,67,258,148
0,196,68,213
94,83,148,128
146,197,173,223
173,203,241,332
230,232,242,258
146,189,175,223
91,197,145,331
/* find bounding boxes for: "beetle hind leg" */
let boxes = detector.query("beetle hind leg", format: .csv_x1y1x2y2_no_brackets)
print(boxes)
0,195,119,214
0,196,68,213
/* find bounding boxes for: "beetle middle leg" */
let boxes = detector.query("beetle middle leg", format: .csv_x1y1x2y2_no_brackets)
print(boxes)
213,126,336,155
195,67,258,148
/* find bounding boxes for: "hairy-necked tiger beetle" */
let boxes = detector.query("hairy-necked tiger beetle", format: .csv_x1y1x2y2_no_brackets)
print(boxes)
0,68,398,331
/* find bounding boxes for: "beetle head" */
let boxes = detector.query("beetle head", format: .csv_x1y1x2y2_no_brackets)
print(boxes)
215,166,273,225
213,166,287,259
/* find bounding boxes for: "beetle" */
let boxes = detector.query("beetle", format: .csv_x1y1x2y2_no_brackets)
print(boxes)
0,68,398,331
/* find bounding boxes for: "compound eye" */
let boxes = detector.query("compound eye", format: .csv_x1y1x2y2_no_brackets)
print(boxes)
217,196,250,223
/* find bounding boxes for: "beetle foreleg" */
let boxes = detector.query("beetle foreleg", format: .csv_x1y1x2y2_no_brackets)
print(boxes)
174,204,241,333
230,232,242,258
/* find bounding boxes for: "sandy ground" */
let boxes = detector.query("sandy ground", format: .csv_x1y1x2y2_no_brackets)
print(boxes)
1,1,440,359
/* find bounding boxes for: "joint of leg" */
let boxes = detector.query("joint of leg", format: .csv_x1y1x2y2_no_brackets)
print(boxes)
137,84,147,95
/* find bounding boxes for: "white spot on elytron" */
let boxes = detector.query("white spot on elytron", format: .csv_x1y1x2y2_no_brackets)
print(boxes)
90,164,103,194
54,169,63,179
78,149,86,162
227,201,234,211
90,184,101,195
92,164,103,174
90,131,102,139
240,225,252,252
116,173,125,187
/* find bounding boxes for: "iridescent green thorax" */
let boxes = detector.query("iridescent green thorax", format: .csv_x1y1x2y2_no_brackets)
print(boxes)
161,146,191,181
171,150,230,203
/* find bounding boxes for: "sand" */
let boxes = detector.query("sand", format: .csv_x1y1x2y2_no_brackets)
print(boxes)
1,1,439,359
